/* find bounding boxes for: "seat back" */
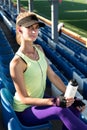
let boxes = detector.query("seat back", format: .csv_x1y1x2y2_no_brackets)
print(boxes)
0,71,15,94
1,87,15,127
8,118,21,130
1,88,52,130
0,78,4,90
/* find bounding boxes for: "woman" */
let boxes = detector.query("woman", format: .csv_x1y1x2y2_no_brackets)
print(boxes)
10,11,86,130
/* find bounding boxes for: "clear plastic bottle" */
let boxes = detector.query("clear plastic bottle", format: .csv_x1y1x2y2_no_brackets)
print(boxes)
64,79,78,98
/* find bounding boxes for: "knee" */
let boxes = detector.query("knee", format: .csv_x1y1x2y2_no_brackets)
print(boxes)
53,106,66,114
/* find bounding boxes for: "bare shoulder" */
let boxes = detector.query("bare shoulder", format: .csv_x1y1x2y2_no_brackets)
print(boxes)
10,55,22,70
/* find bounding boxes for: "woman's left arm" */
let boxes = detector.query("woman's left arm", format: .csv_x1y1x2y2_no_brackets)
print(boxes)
47,65,75,107
47,65,66,94
36,44,66,94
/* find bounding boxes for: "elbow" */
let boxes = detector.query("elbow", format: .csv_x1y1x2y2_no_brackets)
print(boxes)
18,96,30,105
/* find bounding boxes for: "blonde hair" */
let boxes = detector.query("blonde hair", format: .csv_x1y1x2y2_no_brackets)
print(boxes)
16,11,35,45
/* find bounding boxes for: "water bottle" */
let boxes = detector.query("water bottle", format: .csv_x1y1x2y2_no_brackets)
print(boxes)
64,79,78,98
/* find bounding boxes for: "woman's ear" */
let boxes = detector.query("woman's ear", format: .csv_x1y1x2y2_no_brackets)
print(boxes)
17,26,22,33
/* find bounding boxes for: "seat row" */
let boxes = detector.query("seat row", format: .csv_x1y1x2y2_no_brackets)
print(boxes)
35,36,87,97
38,27,87,100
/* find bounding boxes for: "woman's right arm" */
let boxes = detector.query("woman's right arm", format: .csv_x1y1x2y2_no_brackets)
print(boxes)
10,56,54,106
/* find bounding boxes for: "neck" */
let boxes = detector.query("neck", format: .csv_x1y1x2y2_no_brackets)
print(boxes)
20,41,35,54
19,41,39,60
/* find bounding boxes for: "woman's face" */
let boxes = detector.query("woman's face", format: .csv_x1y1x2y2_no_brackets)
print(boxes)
20,23,39,42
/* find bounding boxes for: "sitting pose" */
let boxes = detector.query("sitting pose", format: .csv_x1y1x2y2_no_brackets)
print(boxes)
10,11,86,130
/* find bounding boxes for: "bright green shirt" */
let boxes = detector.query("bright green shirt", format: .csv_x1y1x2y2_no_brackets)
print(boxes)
13,46,47,112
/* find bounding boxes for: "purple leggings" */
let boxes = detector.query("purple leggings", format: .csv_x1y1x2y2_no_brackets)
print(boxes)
16,105,87,130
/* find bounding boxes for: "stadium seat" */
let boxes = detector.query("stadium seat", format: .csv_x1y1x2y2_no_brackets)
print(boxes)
0,10,16,35
0,45,13,55
0,53,14,65
80,100,87,124
1,88,52,130
50,64,68,86
0,73,15,94
0,78,4,91
8,118,21,130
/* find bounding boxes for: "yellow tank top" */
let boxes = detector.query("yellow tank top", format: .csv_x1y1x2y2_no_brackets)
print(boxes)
13,46,47,112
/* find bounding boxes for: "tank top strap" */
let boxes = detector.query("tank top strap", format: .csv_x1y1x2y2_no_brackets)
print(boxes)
33,45,44,58
16,45,43,63
16,50,29,64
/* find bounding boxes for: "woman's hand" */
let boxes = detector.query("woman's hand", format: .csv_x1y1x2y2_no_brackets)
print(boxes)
72,98,86,112
65,98,75,107
53,96,75,108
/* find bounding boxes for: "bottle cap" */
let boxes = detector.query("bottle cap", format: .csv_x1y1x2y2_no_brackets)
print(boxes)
71,79,78,86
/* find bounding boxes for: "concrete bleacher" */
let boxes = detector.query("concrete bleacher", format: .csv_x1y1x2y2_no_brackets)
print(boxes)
0,3,87,129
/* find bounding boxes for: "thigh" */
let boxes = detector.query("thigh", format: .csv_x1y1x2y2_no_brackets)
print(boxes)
16,105,60,126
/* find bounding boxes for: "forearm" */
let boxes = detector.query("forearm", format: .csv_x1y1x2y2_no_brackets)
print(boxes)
20,96,55,106
47,65,66,94
50,74,66,94
54,75,66,93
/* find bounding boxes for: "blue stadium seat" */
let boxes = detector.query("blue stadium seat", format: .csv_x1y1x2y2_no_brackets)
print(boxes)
0,45,14,55
0,78,4,90
80,100,87,124
0,10,16,35
0,53,14,65
0,60,15,94
0,70,15,94
73,69,86,91
8,118,21,130
82,80,87,99
0,39,11,46
56,44,87,77
0,26,15,93
1,88,52,130
50,64,68,86
80,53,87,64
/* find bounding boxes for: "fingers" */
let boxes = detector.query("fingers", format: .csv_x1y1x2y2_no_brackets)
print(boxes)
66,101,72,107
66,98,75,107
76,105,86,112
